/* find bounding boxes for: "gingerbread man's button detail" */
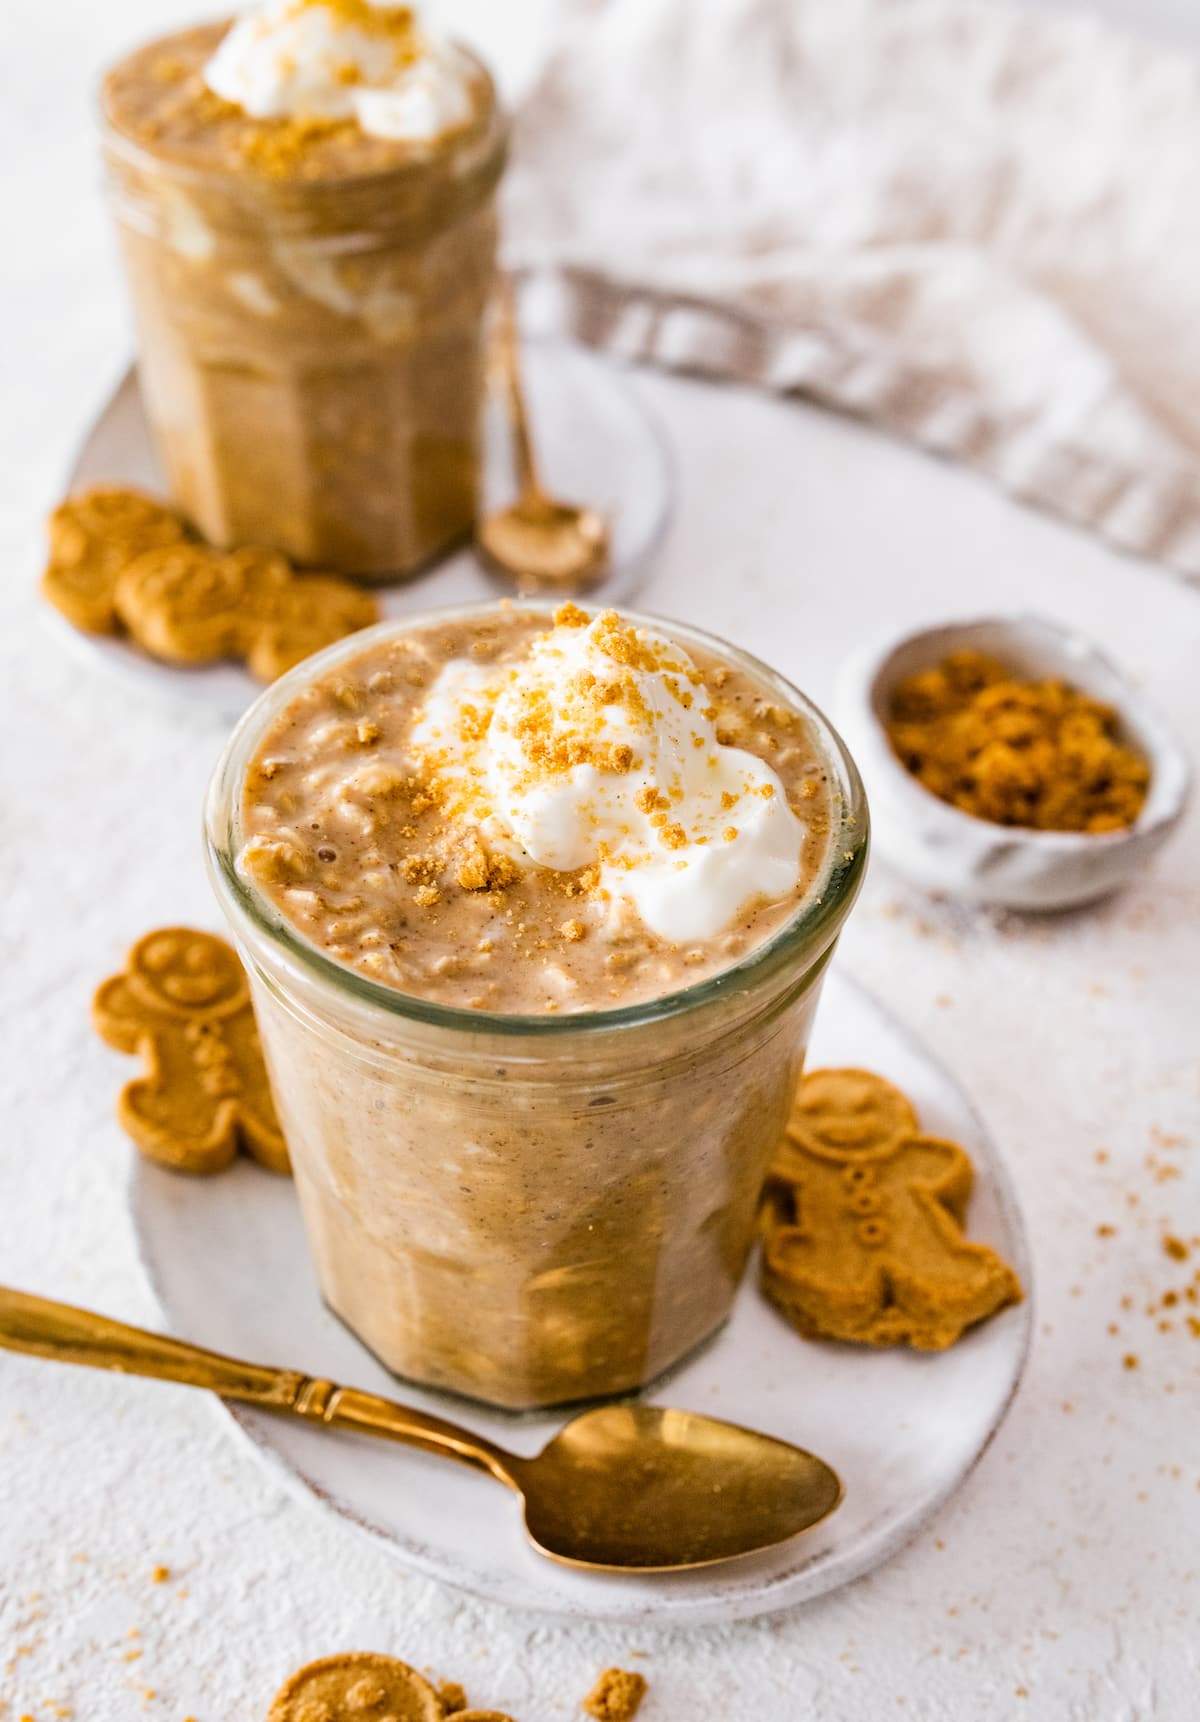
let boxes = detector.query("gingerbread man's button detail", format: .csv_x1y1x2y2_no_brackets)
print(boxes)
846,1188,883,1216
857,1218,890,1249
93,928,290,1176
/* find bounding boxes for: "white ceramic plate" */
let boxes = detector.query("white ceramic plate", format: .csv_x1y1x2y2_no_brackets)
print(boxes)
50,342,675,719
129,971,1032,1624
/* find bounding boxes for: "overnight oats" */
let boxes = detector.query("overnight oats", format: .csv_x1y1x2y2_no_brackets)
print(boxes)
207,603,868,1408
101,2,505,577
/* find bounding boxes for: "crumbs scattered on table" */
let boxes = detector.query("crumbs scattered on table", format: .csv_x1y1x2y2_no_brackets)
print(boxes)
582,1667,648,1722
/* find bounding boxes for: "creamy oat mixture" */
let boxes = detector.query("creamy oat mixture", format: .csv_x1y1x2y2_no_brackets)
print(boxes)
239,605,836,1012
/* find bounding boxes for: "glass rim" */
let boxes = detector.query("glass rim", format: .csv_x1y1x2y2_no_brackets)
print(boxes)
205,601,870,1040
98,33,509,200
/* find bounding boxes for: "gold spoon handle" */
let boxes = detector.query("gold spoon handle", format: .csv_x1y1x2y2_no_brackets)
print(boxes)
495,274,543,503
0,1286,518,1489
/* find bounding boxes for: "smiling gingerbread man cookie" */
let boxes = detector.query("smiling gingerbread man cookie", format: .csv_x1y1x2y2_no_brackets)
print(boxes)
760,1067,1020,1350
93,927,289,1176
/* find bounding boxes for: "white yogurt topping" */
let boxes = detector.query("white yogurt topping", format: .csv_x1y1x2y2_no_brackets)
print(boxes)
204,0,474,143
410,610,807,944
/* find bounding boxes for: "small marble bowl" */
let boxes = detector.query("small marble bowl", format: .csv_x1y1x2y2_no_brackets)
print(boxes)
835,615,1191,911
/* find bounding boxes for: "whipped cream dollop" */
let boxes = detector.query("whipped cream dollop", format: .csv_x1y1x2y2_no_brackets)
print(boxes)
410,609,807,944
204,0,474,143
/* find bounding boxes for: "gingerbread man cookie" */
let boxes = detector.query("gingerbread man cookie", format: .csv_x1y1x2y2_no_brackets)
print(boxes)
265,1653,447,1722
115,542,293,665
93,928,290,1176
41,485,186,634
115,542,249,664
41,484,380,680
760,1068,1020,1350
245,574,381,682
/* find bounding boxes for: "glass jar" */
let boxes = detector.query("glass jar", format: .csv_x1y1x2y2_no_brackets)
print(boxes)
206,605,868,1409
100,38,507,579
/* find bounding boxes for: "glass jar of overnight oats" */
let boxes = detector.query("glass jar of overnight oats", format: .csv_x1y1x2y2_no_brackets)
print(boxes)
206,602,868,1410
100,5,506,579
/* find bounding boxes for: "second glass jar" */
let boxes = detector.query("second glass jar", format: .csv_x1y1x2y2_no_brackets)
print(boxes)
101,52,507,579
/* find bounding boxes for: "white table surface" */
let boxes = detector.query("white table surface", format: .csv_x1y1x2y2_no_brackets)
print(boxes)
3,3,1200,1719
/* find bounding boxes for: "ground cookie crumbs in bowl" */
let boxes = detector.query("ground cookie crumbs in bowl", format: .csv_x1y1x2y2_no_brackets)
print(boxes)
884,649,1150,834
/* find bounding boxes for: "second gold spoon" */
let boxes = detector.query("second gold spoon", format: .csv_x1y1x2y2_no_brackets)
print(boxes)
0,1285,842,1572
477,278,611,592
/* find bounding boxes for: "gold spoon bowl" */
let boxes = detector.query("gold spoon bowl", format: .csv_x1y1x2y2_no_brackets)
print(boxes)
477,278,611,593
478,492,610,592
0,1286,841,1573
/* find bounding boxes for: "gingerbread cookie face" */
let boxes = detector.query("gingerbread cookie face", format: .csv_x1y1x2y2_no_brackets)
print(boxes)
760,1068,1021,1351
786,1067,919,1157
41,485,186,634
266,1653,445,1722
126,928,249,1018
93,928,289,1176
245,575,381,682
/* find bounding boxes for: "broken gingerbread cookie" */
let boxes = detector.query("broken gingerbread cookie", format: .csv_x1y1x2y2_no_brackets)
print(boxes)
262,1651,651,1721
114,541,293,665
93,927,290,1175
245,573,381,682
760,1066,1021,1350
40,484,379,680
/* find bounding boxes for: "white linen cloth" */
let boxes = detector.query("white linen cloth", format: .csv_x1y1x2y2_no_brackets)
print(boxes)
505,0,1200,576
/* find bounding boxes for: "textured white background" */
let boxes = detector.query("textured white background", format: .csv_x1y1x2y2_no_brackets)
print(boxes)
3,3,1200,1719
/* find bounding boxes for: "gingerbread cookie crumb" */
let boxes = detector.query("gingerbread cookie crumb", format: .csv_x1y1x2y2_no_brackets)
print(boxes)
582,1667,648,1722
885,650,1150,833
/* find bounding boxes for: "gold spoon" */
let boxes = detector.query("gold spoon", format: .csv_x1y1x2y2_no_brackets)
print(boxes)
0,1286,841,1572
477,279,611,593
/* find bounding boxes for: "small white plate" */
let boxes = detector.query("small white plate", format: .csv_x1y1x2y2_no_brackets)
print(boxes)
50,341,675,720
129,972,1032,1625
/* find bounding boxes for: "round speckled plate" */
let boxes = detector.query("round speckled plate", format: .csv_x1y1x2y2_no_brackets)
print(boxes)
45,341,674,720
129,970,1031,1624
